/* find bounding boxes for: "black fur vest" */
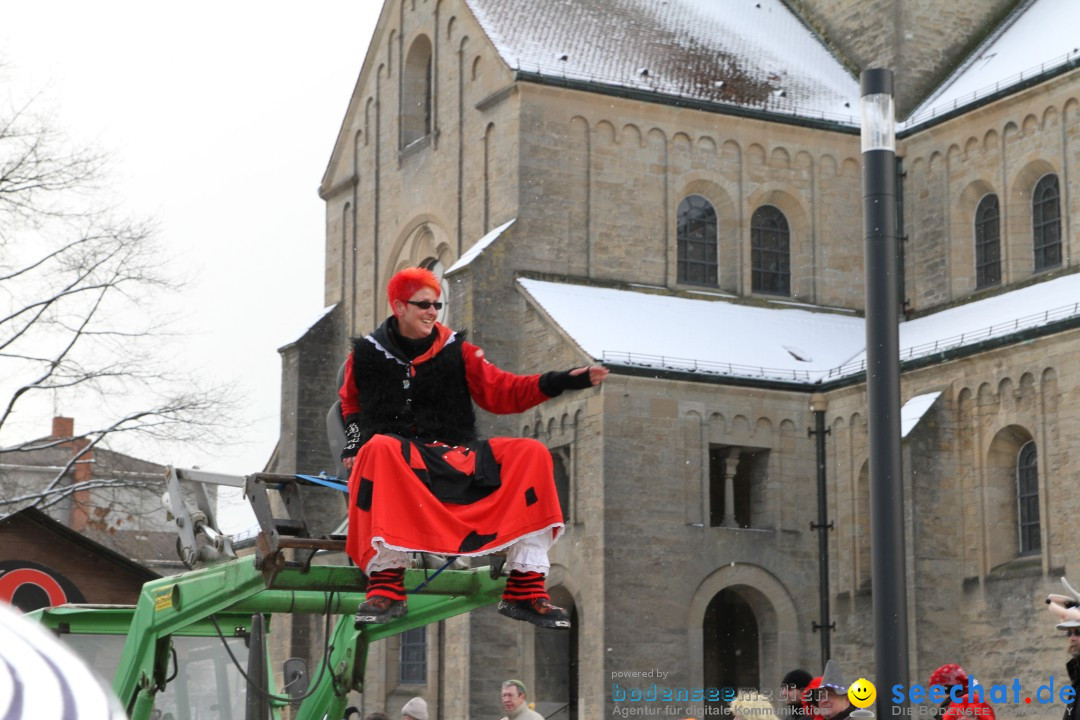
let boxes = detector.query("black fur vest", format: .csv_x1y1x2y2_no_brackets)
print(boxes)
351,324,478,446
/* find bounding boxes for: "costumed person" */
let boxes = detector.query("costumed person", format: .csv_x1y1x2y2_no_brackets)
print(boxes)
341,267,607,629
927,664,995,719
1046,577,1080,720
801,676,822,717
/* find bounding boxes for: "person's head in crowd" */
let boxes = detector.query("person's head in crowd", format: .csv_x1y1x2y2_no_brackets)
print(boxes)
401,696,428,720
501,679,529,714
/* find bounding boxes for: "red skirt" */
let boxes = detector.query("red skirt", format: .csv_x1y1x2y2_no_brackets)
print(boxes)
344,434,565,573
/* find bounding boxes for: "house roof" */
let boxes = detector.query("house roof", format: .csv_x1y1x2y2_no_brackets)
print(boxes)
517,272,1080,386
464,0,861,124
906,0,1080,126
1,508,160,581
1,440,164,476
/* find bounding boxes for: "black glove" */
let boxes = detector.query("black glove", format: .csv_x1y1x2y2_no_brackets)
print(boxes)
539,368,594,397
341,414,363,459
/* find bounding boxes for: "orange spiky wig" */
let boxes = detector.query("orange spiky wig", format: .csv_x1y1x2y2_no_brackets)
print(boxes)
387,267,441,307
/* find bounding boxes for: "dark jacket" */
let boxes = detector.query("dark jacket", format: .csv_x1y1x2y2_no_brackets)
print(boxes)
1065,656,1080,720
350,321,477,446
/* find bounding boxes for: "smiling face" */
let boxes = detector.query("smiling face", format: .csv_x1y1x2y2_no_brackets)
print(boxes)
817,688,851,719
394,287,439,339
848,678,876,709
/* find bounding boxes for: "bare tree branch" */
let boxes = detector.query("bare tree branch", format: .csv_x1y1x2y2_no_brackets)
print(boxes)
0,74,239,524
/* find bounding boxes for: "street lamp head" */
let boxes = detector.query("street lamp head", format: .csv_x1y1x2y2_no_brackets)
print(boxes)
809,392,829,414
860,68,895,153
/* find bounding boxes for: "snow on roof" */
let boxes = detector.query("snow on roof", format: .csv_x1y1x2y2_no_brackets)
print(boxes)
839,273,1080,377
518,278,864,382
280,304,337,349
905,0,1080,126
446,218,516,275
465,0,860,124
517,273,1080,385
901,391,941,438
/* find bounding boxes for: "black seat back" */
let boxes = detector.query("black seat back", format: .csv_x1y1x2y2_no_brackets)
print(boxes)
325,360,348,479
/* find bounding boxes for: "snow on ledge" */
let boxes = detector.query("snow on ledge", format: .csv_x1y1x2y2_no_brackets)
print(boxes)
279,304,338,350
446,219,516,275
901,392,942,438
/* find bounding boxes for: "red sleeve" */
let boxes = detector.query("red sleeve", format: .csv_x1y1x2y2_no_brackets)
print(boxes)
339,352,361,416
462,341,550,414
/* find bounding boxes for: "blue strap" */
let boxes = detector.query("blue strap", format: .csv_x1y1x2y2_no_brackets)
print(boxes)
410,556,459,594
294,474,348,493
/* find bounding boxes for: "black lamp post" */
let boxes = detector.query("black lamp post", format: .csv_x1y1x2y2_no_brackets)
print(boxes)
808,391,833,668
861,68,909,716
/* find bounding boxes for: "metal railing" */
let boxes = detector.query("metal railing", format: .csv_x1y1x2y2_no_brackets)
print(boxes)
601,350,820,382
904,49,1080,128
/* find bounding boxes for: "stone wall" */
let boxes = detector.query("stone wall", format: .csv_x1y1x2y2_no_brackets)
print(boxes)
901,72,1080,312
514,83,868,310
321,0,519,337
825,329,1080,716
275,303,346,536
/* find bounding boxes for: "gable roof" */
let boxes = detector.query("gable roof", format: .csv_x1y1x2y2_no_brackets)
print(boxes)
464,0,860,124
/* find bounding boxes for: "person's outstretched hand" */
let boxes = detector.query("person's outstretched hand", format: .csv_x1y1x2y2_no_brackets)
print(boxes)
569,365,609,386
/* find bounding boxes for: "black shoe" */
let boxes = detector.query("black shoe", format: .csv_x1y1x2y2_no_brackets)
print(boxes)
355,595,407,626
497,598,571,629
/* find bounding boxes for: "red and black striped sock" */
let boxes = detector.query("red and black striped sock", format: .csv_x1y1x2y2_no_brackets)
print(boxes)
366,568,406,601
502,570,549,602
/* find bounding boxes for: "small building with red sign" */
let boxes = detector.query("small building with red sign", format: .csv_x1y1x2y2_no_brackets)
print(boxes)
0,507,159,612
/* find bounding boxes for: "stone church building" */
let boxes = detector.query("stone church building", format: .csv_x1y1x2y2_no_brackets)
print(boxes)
274,0,1080,716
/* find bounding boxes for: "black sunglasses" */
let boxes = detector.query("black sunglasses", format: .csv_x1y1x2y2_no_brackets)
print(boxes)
1067,628,1080,637
407,300,443,310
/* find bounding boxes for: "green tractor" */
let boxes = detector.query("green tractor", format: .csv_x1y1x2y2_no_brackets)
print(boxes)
28,467,504,719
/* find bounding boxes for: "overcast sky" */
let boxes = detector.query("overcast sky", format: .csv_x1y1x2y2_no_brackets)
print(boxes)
2,2,382,478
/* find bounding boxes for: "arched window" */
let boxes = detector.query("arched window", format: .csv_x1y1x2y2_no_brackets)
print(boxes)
974,194,1001,288
1032,174,1061,271
1017,441,1040,555
677,195,717,286
750,205,790,296
420,255,448,324
402,35,433,147
703,589,760,706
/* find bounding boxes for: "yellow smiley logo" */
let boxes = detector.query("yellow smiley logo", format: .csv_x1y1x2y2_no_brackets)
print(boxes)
848,678,876,708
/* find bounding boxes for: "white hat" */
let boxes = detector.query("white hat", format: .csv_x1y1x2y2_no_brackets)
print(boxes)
402,696,429,720
1047,577,1080,630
